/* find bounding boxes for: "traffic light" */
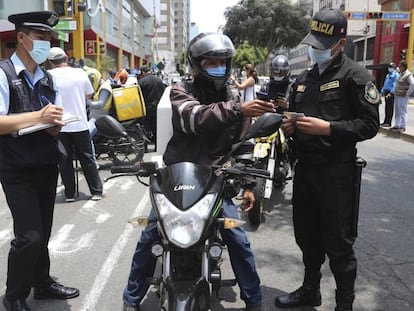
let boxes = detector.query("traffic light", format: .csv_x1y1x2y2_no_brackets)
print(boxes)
53,0,66,16
85,40,96,55
401,49,407,60
366,11,383,19
99,42,105,54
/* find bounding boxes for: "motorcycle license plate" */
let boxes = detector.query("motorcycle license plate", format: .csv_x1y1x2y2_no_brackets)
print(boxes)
254,142,270,158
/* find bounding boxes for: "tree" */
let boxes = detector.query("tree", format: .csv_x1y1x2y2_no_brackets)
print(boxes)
223,0,311,53
232,42,267,70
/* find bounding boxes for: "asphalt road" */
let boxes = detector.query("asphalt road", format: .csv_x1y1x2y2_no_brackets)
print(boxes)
0,130,413,311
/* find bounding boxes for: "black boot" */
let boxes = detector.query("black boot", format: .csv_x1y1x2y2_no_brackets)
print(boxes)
275,271,322,308
274,285,322,308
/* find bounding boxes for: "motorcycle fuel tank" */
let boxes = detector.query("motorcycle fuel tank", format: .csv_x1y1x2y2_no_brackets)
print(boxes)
151,162,222,210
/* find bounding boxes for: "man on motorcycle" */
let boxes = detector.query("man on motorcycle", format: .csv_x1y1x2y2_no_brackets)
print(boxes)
122,32,276,311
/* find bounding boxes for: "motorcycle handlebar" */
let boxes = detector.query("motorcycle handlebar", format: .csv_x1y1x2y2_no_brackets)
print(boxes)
110,164,141,174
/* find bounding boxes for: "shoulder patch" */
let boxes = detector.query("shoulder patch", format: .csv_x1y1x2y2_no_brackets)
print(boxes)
364,81,380,104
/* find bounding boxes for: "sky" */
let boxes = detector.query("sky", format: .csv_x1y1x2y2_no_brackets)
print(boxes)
191,0,240,33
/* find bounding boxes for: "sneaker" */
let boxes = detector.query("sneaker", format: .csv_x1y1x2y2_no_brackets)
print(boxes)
65,197,75,203
91,194,103,201
123,303,139,311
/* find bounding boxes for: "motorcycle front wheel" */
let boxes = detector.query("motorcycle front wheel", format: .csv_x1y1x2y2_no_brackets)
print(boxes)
248,177,265,225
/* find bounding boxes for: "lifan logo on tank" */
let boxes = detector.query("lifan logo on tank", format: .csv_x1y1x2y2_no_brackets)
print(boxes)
86,0,106,17
173,185,196,191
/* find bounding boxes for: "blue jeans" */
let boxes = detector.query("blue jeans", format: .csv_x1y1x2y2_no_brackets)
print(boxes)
123,199,262,307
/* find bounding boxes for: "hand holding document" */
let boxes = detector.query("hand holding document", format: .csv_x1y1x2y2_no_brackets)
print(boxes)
17,113,81,136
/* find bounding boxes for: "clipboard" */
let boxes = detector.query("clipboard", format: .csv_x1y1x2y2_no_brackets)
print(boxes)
17,114,81,136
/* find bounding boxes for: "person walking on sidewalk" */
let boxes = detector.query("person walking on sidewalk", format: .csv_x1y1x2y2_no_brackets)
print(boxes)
274,8,379,311
380,62,399,127
47,47,103,202
392,61,414,133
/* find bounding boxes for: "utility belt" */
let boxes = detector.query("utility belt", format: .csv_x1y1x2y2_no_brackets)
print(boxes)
296,149,356,165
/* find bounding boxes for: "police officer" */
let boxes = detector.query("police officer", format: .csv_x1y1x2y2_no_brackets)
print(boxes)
0,11,79,311
274,8,379,311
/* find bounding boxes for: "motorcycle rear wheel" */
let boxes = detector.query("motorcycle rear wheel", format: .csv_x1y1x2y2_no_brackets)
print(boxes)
108,136,145,166
248,177,265,225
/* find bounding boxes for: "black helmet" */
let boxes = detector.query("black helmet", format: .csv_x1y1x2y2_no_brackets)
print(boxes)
271,54,290,80
187,32,236,90
388,62,395,68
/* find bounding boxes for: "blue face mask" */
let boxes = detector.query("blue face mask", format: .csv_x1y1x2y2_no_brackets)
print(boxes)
205,66,226,77
308,46,331,65
23,35,51,64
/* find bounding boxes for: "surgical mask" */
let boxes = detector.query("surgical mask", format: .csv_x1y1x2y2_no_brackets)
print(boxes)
23,35,51,64
273,76,284,81
205,66,226,77
388,68,394,73
308,46,331,65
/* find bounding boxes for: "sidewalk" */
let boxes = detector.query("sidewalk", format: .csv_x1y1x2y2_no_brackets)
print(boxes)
378,101,414,144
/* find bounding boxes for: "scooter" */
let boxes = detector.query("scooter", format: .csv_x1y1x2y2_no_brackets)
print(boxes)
104,112,283,310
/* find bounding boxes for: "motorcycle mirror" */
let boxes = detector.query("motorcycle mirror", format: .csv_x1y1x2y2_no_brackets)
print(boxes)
245,113,283,140
95,115,128,139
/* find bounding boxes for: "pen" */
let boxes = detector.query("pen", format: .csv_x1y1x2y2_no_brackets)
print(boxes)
40,95,52,106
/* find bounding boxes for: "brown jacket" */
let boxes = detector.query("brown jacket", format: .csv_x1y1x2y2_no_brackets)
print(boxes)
163,81,249,166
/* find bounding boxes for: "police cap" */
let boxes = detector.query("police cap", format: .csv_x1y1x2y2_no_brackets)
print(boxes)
301,8,347,49
8,11,59,33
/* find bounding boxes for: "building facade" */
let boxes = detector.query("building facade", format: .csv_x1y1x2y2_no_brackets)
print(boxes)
0,0,160,74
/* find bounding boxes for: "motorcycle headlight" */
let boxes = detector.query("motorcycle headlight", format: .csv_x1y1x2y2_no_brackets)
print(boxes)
154,193,216,248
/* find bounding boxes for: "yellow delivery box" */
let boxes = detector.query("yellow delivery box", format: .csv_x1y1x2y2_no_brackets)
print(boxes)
112,85,146,121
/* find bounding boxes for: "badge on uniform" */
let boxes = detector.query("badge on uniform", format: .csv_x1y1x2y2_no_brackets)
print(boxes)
364,81,380,104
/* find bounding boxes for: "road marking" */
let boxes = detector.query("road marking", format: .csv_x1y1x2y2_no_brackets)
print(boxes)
49,224,96,256
80,200,112,224
0,228,12,248
80,190,149,311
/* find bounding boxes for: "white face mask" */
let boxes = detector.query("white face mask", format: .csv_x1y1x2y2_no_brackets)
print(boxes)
273,76,284,81
23,34,51,64
308,46,331,65
388,68,394,73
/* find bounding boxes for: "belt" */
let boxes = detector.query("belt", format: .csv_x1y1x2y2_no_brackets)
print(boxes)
297,149,356,165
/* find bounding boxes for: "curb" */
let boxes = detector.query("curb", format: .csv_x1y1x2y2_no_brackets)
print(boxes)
379,127,414,144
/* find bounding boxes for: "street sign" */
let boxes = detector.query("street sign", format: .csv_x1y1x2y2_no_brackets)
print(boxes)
54,20,77,31
56,32,69,42
382,12,410,20
345,11,411,21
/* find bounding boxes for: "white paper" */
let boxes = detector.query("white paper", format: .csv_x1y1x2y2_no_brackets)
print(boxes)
17,114,81,136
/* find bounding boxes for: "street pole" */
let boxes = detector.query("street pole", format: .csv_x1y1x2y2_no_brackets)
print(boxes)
72,0,85,60
407,9,414,71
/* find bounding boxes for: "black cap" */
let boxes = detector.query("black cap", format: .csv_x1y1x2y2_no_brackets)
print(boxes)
140,65,150,73
8,11,59,32
301,8,347,49
388,62,395,68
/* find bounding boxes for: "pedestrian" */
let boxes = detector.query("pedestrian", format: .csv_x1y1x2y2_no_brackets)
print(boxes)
0,11,80,311
122,32,276,311
137,65,166,144
47,47,103,202
391,60,414,133
274,8,379,311
231,63,258,102
380,62,399,127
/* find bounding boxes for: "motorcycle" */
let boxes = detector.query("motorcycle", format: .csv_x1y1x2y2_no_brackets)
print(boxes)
103,112,283,310
94,115,145,166
90,80,147,166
